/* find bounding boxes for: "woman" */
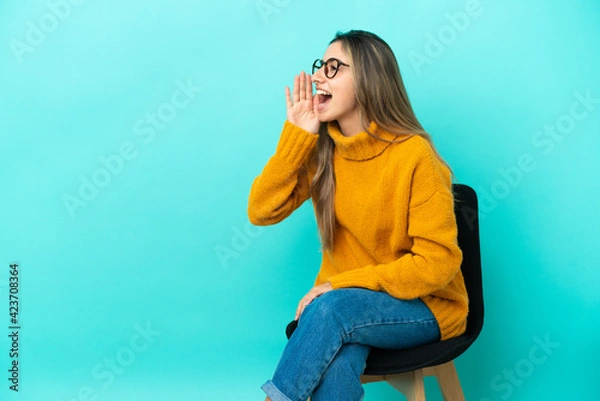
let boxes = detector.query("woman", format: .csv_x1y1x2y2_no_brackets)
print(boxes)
248,30,468,401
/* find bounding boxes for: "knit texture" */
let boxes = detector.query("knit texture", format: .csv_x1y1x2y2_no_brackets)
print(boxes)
248,120,468,340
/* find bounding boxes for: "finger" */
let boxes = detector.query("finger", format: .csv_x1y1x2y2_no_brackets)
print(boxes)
295,294,312,320
306,74,313,101
299,300,309,318
295,296,304,319
285,86,293,110
295,301,303,320
293,75,300,104
299,71,306,101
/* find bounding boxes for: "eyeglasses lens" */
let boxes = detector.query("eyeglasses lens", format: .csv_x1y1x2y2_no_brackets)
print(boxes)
312,59,340,78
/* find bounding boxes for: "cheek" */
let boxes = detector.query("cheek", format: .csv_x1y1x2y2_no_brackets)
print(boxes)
337,86,357,109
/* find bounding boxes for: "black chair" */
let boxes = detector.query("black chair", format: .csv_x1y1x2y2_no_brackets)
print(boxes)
286,183,483,401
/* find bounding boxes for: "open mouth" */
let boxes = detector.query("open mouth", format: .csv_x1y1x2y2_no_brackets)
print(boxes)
316,89,332,110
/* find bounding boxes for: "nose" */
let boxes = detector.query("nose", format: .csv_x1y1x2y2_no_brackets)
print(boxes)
311,65,326,84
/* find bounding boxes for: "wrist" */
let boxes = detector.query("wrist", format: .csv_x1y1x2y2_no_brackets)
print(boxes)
287,120,319,135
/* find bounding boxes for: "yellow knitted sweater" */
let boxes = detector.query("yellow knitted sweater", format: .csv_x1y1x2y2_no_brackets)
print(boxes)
248,120,468,340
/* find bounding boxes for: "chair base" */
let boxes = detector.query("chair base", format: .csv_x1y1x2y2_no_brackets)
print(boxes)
361,361,465,401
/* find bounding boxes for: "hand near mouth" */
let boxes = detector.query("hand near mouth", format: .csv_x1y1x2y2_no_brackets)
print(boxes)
285,71,320,134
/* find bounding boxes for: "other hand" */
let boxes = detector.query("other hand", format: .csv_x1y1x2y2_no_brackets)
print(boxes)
295,282,333,320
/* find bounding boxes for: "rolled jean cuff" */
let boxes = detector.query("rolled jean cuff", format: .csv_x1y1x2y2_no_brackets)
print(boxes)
261,380,293,401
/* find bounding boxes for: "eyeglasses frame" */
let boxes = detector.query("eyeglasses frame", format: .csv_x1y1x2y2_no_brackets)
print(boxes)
312,58,350,79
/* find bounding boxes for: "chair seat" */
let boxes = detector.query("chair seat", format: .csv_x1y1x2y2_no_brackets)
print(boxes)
363,332,477,376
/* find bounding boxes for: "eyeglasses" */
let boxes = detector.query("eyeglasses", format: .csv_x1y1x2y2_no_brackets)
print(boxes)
312,58,350,79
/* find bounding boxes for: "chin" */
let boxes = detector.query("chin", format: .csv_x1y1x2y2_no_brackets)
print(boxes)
316,112,335,124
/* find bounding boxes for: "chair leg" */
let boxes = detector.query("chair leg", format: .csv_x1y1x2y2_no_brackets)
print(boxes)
385,369,425,401
433,361,465,401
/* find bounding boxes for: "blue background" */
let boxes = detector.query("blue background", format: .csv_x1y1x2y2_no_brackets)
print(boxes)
1,0,599,400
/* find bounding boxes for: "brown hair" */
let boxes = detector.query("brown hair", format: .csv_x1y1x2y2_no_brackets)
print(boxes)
310,30,452,252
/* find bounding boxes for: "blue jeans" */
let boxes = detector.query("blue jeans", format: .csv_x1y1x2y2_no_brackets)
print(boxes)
261,288,441,401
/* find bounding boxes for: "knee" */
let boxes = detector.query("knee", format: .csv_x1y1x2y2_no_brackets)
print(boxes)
300,290,347,325
297,290,358,339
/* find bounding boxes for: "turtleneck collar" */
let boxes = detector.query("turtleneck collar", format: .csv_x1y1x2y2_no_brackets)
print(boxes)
326,121,401,161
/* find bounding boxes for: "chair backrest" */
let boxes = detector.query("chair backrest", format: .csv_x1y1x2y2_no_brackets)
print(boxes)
287,184,484,345
452,184,484,339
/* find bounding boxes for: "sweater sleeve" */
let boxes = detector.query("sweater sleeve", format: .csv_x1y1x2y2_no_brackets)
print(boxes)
327,150,463,300
247,120,319,226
